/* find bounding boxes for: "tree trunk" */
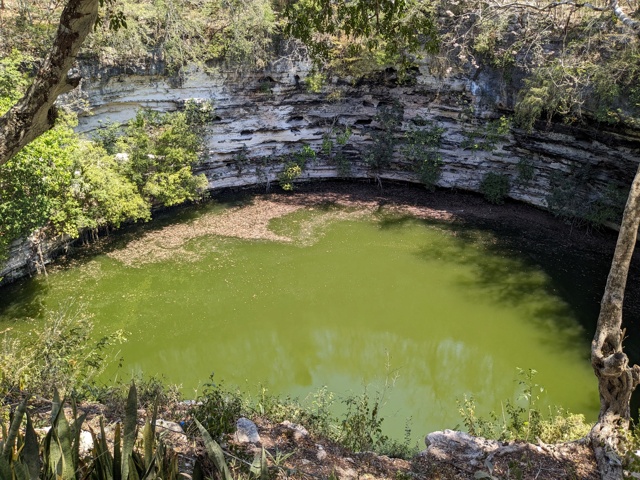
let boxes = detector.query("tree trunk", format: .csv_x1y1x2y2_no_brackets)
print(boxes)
590,163,640,480
0,0,99,167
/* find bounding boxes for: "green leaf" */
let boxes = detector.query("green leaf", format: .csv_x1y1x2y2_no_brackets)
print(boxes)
194,418,233,480
14,461,31,480
192,461,205,480
128,455,141,480
142,418,153,472
91,418,114,480
474,472,494,480
113,423,121,480
50,402,75,480
122,383,137,480
2,398,26,460
23,412,40,480
70,399,87,472
0,456,13,480
250,447,268,480
143,395,158,473
51,388,62,425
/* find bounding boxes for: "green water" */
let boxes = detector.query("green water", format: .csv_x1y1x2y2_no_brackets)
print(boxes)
0,202,600,440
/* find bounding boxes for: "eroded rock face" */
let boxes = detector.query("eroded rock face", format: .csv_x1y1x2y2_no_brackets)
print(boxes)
72,57,640,211
2,55,639,284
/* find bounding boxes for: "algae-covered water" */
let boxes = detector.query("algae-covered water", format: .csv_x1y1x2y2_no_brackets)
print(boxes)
0,197,600,439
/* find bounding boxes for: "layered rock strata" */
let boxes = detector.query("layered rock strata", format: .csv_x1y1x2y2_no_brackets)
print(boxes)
2,56,639,283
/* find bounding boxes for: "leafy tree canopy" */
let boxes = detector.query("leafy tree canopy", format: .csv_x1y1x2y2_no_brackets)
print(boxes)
283,0,439,73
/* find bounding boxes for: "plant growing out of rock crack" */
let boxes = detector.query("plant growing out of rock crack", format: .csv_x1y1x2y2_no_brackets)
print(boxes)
480,172,510,204
364,102,404,182
277,144,316,191
402,117,445,190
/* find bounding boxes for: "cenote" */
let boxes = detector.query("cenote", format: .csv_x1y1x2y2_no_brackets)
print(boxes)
0,186,610,440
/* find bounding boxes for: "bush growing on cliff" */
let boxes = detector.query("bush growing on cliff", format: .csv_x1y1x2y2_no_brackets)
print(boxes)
365,103,404,177
402,118,445,190
322,124,353,177
461,116,511,152
480,172,510,204
113,109,208,206
546,163,628,227
277,144,316,191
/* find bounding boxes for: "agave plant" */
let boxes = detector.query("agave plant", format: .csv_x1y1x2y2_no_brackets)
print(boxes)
0,384,270,480
0,398,40,480
89,383,182,480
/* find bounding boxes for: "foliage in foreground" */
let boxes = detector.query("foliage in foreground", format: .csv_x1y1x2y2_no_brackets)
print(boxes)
0,383,232,480
0,306,126,400
457,368,592,444
0,52,208,266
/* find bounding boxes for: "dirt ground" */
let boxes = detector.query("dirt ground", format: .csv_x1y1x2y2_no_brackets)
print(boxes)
26,400,600,480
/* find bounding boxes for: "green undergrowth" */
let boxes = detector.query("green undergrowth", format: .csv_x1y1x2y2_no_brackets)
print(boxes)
457,368,592,443
2,307,595,460
0,307,419,461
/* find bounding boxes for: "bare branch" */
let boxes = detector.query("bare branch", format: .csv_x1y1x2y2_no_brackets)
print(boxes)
488,1,609,11
612,0,640,32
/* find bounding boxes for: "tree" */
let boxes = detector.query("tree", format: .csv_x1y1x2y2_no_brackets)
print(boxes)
0,0,99,167
2,0,640,477
590,165,640,480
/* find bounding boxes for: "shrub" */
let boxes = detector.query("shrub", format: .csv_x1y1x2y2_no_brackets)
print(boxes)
365,103,404,174
277,145,316,191
461,116,511,152
516,158,535,184
402,118,445,190
191,378,244,441
480,172,510,204
457,368,592,443
305,71,325,93
0,304,127,399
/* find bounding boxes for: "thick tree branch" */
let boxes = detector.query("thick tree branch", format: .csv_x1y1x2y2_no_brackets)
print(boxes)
490,1,609,12
0,0,99,167
611,0,640,33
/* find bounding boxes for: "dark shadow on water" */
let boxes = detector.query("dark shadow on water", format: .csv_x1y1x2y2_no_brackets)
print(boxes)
377,209,640,417
3,183,640,416
0,276,49,321
377,212,611,349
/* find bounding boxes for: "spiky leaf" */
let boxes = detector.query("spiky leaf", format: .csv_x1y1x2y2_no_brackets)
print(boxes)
3,398,26,460
194,419,232,480
192,461,204,480
23,412,40,480
142,418,153,472
13,461,31,480
70,397,88,469
128,455,141,480
0,455,12,480
51,388,62,425
121,383,137,480
53,401,76,479
113,423,121,480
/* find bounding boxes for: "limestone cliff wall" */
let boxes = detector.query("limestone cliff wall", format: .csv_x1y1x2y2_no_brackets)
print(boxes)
72,58,640,210
2,56,639,284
